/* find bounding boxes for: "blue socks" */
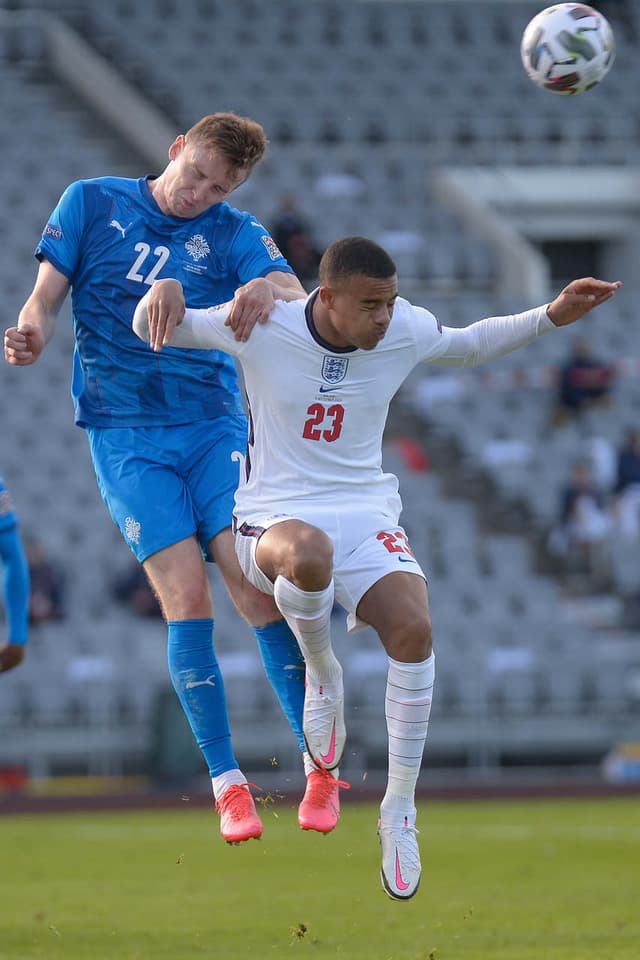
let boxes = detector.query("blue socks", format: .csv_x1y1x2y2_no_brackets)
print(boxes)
0,525,30,647
167,618,306,778
167,619,237,777
253,619,306,754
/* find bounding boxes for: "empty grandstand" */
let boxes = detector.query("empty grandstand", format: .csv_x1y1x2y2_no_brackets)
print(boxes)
1,0,639,788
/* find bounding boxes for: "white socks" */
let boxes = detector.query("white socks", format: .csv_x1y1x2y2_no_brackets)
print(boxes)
211,768,248,802
273,575,341,684
380,653,435,819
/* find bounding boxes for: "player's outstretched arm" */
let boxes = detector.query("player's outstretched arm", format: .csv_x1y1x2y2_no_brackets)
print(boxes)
133,282,235,353
546,277,622,327
429,276,623,369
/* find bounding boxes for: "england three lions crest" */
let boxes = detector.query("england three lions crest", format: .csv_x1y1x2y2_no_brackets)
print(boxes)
322,356,349,384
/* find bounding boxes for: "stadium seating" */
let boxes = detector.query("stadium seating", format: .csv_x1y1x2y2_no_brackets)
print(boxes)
1,1,639,783
38,0,640,158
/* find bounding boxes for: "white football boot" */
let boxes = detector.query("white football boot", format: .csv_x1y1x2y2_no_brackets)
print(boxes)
302,665,346,771
378,810,421,900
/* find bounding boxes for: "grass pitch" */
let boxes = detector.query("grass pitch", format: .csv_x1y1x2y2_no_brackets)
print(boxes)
0,795,638,960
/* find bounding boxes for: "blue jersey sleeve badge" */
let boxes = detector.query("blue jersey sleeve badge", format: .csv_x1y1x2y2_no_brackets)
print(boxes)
43,223,63,241
261,235,284,260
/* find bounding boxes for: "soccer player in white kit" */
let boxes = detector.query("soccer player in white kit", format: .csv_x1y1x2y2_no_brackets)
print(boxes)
134,237,621,900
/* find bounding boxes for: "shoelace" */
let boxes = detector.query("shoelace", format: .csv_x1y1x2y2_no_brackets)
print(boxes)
216,783,261,820
385,821,421,872
305,683,342,729
307,769,350,804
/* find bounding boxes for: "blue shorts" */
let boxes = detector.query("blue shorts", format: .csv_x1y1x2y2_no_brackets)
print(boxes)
87,416,247,563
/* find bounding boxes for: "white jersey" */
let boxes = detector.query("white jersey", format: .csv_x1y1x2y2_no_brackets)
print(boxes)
134,290,554,525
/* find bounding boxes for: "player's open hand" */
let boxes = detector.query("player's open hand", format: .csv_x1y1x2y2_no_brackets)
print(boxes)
226,277,274,341
4,323,46,365
546,277,622,327
145,279,186,352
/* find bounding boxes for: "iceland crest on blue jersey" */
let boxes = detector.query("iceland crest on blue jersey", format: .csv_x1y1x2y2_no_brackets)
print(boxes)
321,356,349,384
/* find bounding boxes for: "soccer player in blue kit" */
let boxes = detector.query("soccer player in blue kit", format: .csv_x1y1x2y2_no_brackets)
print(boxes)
0,473,30,674
4,112,327,841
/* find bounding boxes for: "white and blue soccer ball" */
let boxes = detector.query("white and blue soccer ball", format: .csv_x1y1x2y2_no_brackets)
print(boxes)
520,3,615,95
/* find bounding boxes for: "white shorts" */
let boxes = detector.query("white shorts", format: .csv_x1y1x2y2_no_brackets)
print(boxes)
234,508,426,632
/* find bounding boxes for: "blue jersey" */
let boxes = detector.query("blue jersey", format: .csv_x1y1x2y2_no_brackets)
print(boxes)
36,176,295,427
0,474,17,532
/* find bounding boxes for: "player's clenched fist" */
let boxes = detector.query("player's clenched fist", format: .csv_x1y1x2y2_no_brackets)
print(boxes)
4,324,46,365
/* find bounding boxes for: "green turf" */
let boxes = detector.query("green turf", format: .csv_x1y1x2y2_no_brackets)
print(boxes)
0,796,638,960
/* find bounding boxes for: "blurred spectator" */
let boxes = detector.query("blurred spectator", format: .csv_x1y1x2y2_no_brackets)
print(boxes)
586,433,617,492
112,561,163,618
25,536,65,625
612,428,640,540
552,336,615,425
388,436,431,473
547,460,611,588
271,193,321,287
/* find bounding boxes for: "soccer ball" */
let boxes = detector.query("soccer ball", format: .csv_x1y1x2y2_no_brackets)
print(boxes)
520,3,615,95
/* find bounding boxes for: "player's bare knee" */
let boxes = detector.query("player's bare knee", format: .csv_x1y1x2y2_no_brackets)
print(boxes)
159,578,212,620
388,613,432,662
285,526,333,589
